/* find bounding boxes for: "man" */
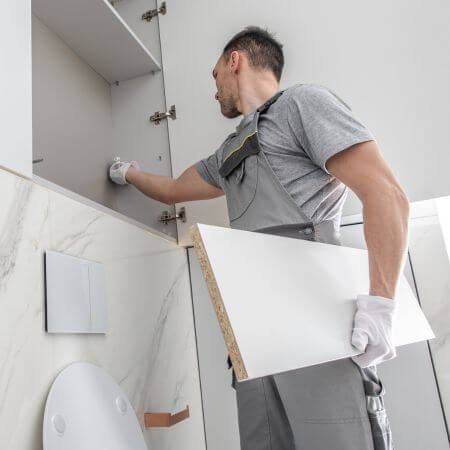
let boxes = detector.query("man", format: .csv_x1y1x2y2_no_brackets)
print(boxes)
110,26,409,450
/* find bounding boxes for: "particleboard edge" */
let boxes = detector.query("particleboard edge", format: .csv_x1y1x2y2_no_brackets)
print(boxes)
190,223,248,381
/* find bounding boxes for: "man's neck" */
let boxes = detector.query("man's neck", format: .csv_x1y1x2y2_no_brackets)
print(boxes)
238,77,279,114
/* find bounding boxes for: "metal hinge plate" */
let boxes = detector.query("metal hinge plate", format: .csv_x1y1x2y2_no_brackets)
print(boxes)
150,105,176,125
159,206,186,225
142,1,167,22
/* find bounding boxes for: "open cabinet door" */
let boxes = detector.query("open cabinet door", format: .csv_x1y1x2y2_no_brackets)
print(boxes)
159,0,450,246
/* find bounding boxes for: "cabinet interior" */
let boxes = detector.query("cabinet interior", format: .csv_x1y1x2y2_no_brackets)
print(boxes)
31,0,177,239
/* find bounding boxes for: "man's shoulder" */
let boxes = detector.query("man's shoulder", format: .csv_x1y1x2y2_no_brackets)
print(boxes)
284,82,331,97
283,82,351,110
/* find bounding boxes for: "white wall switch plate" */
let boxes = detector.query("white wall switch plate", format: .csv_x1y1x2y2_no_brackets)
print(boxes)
45,250,107,333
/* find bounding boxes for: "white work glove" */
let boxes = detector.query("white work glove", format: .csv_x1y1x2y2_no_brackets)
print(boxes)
109,160,140,185
351,294,398,368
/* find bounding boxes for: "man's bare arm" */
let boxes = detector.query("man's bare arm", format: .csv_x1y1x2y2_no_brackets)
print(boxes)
126,165,224,205
326,140,410,299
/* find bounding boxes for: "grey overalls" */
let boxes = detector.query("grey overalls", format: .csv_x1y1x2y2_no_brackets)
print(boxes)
217,90,393,450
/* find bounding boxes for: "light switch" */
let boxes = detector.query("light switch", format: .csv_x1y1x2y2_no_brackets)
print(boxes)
45,250,108,333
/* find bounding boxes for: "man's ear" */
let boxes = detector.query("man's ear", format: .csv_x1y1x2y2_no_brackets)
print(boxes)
230,51,240,72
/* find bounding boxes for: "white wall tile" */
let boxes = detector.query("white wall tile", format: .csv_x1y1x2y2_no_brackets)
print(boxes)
0,167,205,450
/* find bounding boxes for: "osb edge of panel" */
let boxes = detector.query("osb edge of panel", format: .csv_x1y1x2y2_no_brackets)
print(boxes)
190,223,248,381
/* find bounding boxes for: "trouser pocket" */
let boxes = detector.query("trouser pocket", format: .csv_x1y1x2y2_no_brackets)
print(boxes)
358,365,394,450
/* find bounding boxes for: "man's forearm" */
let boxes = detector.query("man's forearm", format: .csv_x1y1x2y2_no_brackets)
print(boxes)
361,188,410,299
126,166,173,205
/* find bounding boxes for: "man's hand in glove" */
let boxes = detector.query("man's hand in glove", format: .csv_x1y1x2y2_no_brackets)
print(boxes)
109,160,140,185
351,294,398,368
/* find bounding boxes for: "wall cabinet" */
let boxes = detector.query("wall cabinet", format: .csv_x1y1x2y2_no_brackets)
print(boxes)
31,0,177,238
2,0,450,246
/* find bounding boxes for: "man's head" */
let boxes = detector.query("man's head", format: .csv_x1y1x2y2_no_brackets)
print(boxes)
213,26,284,118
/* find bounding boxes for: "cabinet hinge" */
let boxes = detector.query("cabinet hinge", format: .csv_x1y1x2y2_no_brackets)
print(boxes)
159,206,186,224
149,105,176,125
142,1,167,22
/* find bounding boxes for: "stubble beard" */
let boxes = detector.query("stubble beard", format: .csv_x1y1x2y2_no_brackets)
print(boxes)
219,96,241,119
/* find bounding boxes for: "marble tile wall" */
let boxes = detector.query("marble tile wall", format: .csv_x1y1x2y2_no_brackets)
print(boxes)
0,167,206,450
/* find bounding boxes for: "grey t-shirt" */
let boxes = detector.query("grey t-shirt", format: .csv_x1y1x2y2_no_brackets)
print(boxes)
194,83,375,225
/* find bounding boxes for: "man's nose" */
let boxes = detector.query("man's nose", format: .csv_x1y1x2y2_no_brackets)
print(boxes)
215,92,219,101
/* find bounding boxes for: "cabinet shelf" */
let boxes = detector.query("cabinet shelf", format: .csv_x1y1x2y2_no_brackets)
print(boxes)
32,0,161,83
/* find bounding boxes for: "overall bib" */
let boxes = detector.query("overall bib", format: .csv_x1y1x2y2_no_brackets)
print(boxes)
217,90,393,450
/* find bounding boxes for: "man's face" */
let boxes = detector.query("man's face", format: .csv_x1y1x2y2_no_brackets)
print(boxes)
212,54,241,119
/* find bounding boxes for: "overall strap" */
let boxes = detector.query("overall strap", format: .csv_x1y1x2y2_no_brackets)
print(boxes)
218,90,285,178
256,90,285,114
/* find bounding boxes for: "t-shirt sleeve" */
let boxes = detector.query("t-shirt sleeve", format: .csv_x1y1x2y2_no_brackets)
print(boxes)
287,84,375,174
194,151,222,189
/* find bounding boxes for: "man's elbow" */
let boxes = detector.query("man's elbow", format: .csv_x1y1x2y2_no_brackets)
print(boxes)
164,191,175,206
163,180,176,206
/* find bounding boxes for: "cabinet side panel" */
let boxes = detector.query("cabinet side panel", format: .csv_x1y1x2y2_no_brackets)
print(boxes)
188,247,241,450
111,72,177,239
0,0,32,177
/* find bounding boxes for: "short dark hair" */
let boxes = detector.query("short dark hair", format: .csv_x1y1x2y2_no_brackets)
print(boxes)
223,26,284,82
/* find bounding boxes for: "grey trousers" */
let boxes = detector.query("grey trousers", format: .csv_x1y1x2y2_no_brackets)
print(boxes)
232,358,393,450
